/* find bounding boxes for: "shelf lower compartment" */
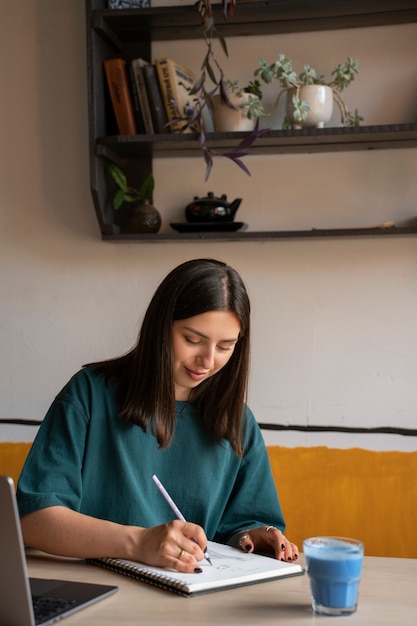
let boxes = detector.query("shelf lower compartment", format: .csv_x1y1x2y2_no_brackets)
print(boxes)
95,123,417,240
97,123,417,158
102,226,417,242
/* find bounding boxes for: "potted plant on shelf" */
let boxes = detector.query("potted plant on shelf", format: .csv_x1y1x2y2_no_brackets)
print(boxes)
210,79,265,132
185,2,362,176
255,54,363,129
107,164,161,234
171,1,268,180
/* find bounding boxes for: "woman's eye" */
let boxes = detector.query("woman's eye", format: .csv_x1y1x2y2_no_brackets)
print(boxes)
185,336,200,345
183,335,234,351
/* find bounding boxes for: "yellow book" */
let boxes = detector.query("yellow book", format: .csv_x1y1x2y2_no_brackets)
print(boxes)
155,57,197,133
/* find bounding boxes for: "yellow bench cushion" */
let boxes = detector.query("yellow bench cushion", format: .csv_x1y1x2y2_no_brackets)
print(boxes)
267,445,417,558
0,442,32,486
1,442,416,558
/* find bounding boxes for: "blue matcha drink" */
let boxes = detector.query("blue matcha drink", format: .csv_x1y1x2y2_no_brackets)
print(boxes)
303,537,364,616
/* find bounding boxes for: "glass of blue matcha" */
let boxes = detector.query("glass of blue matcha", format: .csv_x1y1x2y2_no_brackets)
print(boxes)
303,537,364,616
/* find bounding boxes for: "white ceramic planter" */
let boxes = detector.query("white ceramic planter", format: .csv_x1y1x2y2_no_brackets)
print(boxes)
286,85,333,129
211,93,258,132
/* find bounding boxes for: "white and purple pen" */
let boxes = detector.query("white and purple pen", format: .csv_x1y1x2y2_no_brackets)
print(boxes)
152,474,212,565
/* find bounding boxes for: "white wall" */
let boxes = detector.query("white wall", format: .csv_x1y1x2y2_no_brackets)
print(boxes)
1,1,416,452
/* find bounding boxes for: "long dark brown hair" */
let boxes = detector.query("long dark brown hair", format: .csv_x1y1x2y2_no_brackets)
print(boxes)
87,259,251,456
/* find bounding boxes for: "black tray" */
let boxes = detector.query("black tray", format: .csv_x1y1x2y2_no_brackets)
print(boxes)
170,222,247,233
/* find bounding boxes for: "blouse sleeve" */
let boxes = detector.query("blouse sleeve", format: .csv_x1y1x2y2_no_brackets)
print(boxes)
214,407,286,544
17,372,90,517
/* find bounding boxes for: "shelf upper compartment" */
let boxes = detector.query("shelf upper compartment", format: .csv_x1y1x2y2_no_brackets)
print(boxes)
94,1,417,41
97,123,417,158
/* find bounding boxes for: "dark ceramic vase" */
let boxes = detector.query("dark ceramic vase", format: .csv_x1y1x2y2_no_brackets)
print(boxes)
127,200,161,234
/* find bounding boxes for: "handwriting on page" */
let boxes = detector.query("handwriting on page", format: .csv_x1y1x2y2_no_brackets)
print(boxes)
202,547,258,572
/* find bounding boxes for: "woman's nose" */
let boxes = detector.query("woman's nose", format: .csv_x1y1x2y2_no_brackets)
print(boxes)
198,345,215,368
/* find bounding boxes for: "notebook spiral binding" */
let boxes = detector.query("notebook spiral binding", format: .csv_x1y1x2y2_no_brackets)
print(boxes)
87,558,189,597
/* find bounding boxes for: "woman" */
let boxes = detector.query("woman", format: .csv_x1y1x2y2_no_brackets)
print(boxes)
17,259,298,573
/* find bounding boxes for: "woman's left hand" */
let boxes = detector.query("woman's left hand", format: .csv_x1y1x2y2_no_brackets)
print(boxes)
236,526,298,562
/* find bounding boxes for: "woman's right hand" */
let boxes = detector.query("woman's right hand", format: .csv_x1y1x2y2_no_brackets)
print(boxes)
130,519,206,572
21,506,207,573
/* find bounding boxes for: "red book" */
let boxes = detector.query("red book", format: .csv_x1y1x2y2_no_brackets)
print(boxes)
104,58,137,135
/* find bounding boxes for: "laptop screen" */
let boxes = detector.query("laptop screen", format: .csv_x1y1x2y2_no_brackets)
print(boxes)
0,475,117,626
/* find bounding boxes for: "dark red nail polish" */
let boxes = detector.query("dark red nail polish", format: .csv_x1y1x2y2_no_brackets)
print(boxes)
287,557,292,562
281,544,285,550
294,554,299,560
245,544,251,552
281,558,285,562
194,567,203,573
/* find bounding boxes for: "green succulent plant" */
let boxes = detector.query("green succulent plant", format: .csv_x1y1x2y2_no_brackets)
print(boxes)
222,79,265,120
108,164,154,210
186,3,362,176
255,55,362,128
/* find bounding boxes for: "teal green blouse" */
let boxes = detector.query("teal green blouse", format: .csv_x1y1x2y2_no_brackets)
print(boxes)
17,367,285,544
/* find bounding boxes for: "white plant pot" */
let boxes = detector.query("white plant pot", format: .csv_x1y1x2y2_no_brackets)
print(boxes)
286,85,333,129
211,93,258,132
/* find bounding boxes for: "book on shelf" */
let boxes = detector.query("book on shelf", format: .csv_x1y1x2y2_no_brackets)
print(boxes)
87,540,304,597
103,58,137,135
155,57,197,133
127,63,146,134
131,58,154,134
142,62,170,134
108,1,150,8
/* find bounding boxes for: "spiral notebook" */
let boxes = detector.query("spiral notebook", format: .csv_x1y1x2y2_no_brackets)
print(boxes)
88,540,304,596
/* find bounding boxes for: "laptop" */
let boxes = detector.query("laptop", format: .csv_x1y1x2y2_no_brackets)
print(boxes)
0,475,118,626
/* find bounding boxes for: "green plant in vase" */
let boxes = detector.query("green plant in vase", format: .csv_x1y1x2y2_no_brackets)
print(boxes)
210,78,266,132
180,2,361,175
255,54,363,129
108,164,154,209
175,1,268,179
107,164,161,234
222,79,265,120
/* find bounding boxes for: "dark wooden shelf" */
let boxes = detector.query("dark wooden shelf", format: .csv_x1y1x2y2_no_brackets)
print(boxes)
97,123,417,159
94,1,417,44
102,226,417,243
87,0,417,241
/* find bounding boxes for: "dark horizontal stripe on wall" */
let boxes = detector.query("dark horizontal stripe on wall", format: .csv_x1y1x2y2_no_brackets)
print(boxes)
258,423,417,437
2,419,416,438
0,419,42,426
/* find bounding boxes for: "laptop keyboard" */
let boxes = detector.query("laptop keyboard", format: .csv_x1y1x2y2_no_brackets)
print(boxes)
32,595,78,625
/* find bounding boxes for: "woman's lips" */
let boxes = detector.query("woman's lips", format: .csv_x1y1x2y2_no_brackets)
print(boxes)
185,367,208,382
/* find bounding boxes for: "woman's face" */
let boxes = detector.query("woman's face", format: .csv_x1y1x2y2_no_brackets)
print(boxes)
172,310,241,400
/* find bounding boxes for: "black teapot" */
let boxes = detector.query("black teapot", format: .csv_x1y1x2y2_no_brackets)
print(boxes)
185,192,242,223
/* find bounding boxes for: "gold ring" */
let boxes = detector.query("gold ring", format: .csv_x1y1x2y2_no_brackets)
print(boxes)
238,533,250,548
178,548,185,559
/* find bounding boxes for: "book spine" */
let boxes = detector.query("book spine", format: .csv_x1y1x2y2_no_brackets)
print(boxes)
127,63,146,134
155,58,178,127
104,58,137,135
108,0,150,7
142,63,170,134
155,57,195,133
131,59,154,134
